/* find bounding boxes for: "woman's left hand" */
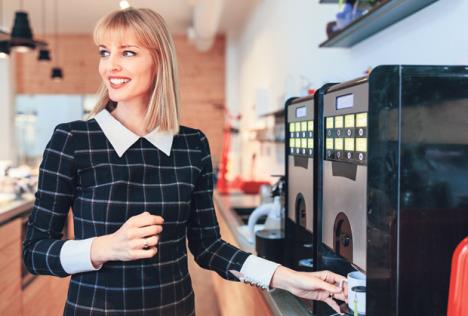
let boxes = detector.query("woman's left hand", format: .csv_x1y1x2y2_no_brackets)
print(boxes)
270,266,348,314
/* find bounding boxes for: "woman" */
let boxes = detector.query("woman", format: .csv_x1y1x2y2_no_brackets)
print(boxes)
23,7,347,315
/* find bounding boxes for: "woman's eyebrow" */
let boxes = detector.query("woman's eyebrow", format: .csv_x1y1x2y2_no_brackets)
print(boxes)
98,44,140,49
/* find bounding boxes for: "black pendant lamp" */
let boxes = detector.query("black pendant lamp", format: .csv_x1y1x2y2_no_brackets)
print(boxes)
38,47,50,61
37,0,50,61
51,67,63,81
0,40,10,58
0,0,9,57
10,0,36,53
50,0,63,80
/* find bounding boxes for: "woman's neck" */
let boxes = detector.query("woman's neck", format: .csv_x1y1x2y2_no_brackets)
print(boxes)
112,99,150,137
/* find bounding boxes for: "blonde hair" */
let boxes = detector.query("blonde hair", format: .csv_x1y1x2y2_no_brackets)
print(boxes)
90,8,180,134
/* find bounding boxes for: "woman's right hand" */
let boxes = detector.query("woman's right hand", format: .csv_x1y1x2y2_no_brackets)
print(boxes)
91,211,164,268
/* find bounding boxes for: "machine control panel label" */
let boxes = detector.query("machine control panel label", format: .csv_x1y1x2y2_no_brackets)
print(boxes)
325,112,368,165
289,120,314,157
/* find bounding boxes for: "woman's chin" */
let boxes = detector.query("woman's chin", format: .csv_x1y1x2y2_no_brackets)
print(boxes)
108,96,119,102
108,94,127,103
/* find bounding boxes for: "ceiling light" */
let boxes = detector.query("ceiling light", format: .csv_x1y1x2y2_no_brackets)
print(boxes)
0,41,10,58
51,67,63,81
38,47,51,61
50,0,64,80
119,1,130,10
10,11,36,52
37,0,50,61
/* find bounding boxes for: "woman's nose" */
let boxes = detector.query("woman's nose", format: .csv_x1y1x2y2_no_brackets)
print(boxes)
111,62,122,72
109,55,122,72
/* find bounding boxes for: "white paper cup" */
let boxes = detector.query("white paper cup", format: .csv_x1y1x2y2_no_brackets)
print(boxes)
347,271,366,315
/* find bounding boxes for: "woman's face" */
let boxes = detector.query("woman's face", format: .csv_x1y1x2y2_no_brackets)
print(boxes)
98,30,156,106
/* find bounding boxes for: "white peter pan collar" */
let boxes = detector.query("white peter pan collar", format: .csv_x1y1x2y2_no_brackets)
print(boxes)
94,109,174,158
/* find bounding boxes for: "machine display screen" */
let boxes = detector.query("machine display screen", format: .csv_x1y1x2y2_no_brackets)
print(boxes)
336,94,354,110
296,106,307,118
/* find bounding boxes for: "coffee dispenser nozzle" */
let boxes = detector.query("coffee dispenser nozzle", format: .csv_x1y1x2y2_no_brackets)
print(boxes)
247,196,283,244
270,175,286,198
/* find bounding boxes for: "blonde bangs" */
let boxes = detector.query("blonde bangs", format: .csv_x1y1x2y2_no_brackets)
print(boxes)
93,11,152,50
90,8,180,135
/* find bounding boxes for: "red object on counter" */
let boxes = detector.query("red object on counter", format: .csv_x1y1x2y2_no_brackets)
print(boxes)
216,106,241,195
447,237,468,316
239,180,270,194
216,121,231,195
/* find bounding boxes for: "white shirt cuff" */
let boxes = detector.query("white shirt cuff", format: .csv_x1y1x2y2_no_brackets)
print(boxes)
60,237,103,274
230,255,280,290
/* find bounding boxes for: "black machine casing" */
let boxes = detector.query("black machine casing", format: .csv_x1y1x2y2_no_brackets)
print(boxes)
284,94,315,275
283,85,335,313
316,65,468,315
284,85,335,271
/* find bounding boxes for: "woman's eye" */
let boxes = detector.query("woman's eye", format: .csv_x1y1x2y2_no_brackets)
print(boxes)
123,50,136,57
98,50,136,58
99,50,109,57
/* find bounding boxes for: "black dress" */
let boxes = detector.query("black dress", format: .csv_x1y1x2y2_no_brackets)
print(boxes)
23,119,250,315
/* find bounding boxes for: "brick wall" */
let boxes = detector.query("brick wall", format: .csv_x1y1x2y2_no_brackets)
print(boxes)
15,34,226,164
15,35,101,94
177,36,226,166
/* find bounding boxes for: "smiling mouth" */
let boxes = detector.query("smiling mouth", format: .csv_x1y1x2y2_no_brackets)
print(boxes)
109,78,131,89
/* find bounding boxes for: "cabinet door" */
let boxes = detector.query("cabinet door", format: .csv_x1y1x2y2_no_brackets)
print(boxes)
21,211,72,316
0,219,22,316
22,275,70,316
213,206,272,316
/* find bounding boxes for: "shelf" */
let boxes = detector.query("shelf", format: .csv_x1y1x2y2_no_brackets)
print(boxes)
319,0,439,48
248,126,284,144
255,139,285,144
258,108,285,119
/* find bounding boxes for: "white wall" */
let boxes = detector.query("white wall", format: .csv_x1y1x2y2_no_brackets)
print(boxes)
16,95,84,160
226,0,468,181
0,57,17,163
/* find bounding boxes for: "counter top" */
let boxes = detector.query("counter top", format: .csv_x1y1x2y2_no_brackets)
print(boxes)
0,194,35,225
213,191,313,316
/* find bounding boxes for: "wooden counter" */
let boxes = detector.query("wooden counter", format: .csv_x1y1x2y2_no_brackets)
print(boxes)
213,192,311,316
0,198,73,316
0,217,22,315
213,196,273,316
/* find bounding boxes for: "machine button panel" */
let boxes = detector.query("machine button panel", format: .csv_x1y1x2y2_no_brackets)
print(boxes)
288,119,314,157
324,112,368,165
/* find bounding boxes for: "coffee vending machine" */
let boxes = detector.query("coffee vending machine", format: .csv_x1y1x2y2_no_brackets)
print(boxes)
316,65,468,316
284,85,335,312
285,95,316,273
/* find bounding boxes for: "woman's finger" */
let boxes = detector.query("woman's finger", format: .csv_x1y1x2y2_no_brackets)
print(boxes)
133,225,163,238
131,213,164,228
315,270,347,285
330,291,347,303
312,277,342,294
141,235,159,248
322,296,343,314
133,246,158,259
